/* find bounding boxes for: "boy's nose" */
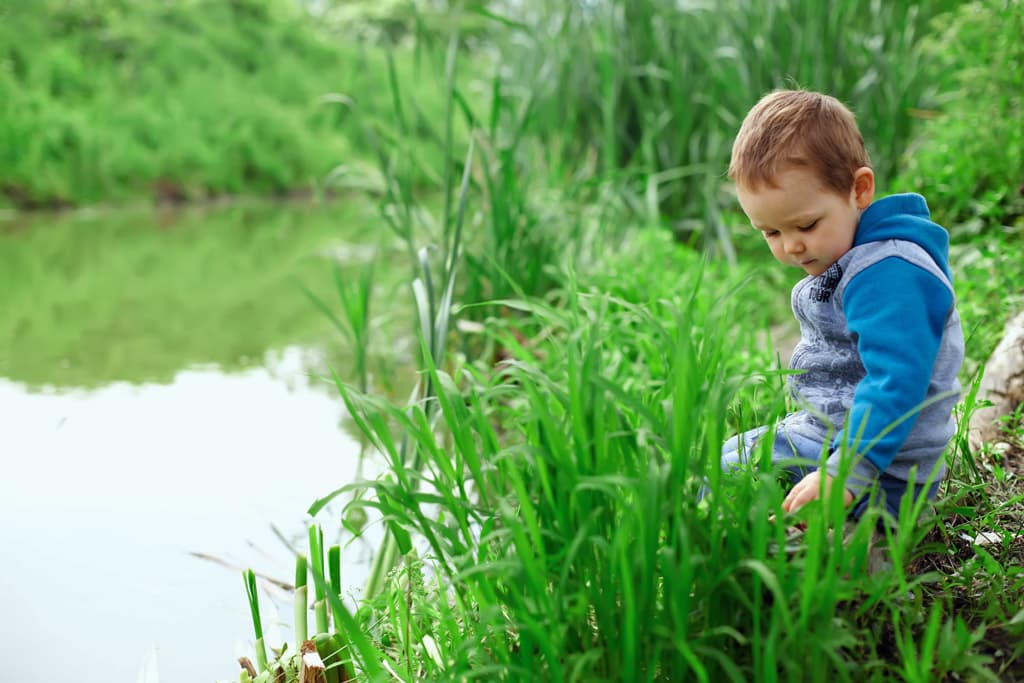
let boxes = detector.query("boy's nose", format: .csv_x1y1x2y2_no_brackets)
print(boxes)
784,237,804,254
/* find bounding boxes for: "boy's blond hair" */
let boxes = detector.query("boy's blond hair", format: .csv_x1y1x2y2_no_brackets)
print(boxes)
729,89,871,196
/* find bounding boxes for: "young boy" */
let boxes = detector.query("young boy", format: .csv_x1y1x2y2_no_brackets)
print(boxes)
723,89,964,520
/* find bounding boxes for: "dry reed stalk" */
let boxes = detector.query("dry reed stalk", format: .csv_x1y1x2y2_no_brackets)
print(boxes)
299,640,328,683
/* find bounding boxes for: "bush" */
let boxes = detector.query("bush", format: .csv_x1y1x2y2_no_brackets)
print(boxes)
0,0,455,207
896,0,1024,232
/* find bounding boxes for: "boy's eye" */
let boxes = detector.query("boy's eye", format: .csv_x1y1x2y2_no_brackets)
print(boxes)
798,220,819,232
764,230,780,238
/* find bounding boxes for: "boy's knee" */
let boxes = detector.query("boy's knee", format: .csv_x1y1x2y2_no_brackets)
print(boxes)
721,433,742,457
721,425,768,472
720,448,743,473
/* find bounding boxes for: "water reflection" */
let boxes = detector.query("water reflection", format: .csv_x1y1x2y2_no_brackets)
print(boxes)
0,199,401,389
0,348,385,683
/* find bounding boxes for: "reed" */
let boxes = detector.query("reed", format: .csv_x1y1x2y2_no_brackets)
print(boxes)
243,569,269,674
302,257,377,395
293,554,309,651
477,0,966,255
307,525,330,635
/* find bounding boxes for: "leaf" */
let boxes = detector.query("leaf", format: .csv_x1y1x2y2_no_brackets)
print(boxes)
387,520,413,556
307,485,347,517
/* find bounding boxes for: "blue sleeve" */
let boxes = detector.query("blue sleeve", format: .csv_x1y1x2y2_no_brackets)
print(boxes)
825,256,952,493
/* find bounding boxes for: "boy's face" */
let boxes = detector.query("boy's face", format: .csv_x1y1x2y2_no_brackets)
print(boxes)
736,166,875,277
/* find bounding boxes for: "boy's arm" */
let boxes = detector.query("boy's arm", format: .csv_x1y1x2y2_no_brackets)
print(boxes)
825,256,953,498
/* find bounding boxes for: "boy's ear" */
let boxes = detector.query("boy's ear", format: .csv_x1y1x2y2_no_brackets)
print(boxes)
852,167,875,209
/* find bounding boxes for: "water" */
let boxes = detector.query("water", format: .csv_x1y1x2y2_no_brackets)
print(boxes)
0,201,403,682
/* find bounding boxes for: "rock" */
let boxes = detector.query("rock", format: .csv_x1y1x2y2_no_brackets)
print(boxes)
969,311,1024,451
961,531,1003,546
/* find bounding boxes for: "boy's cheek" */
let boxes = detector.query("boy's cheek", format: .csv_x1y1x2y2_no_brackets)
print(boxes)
768,247,790,265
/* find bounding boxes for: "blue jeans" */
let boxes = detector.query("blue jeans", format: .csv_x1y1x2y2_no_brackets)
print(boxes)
719,424,940,521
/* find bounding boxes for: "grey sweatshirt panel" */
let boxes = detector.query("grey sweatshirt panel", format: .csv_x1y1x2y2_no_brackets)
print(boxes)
781,239,964,490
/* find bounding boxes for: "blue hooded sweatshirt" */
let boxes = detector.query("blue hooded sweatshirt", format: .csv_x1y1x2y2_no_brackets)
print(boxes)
781,193,965,497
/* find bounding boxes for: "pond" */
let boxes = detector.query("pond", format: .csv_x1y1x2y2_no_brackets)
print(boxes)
0,200,410,682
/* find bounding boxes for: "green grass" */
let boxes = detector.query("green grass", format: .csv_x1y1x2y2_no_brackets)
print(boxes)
246,160,1024,681
478,0,968,254
237,192,1021,682
950,227,1024,379
306,231,1022,680
341,0,984,290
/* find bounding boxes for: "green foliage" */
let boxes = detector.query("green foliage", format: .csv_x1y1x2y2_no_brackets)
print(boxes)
292,195,1024,682
0,0,453,207
454,74,593,307
350,28,581,309
327,242,1019,680
481,0,967,252
949,227,1024,377
896,0,1024,231
2,0,979,255
314,0,494,43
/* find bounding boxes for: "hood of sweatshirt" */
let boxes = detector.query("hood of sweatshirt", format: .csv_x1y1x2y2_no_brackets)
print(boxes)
853,193,952,280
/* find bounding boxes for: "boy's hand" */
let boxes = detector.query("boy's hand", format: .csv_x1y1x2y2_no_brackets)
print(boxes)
782,471,855,513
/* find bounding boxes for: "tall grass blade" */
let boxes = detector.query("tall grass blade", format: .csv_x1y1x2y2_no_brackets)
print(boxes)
294,554,308,650
243,570,268,673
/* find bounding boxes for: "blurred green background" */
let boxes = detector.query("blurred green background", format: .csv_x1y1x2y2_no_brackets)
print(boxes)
2,0,1020,392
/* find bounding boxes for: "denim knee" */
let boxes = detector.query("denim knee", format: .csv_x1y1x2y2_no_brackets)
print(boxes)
721,425,769,471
